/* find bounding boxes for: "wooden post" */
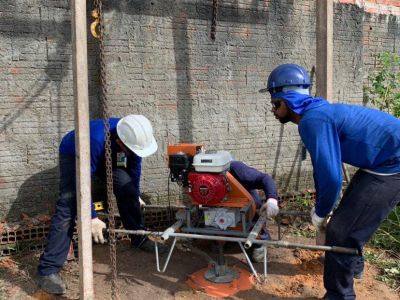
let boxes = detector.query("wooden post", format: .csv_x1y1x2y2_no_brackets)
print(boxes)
316,0,333,100
71,1,94,299
316,0,333,246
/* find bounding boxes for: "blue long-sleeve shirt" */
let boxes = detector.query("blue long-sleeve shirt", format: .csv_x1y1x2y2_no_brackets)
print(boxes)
229,160,278,208
299,103,400,217
59,118,142,217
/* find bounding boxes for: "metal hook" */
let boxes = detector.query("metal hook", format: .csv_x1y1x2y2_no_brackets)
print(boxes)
90,9,100,39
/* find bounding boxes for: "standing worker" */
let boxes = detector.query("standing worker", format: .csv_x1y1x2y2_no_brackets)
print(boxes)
229,160,279,261
36,115,158,295
260,64,400,300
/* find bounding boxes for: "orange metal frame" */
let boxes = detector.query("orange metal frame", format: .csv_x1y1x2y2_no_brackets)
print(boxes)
168,144,256,296
167,143,256,220
167,143,203,161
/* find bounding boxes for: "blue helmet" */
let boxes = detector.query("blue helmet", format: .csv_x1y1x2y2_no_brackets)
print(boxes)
261,64,311,93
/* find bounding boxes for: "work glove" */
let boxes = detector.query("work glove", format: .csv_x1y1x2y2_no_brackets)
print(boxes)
260,198,279,218
139,196,146,208
91,217,106,244
310,207,327,231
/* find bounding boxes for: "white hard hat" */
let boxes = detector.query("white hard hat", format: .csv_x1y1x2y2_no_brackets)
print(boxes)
116,115,158,157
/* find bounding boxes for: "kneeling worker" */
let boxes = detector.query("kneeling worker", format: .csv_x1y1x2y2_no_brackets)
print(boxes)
229,160,279,262
36,115,158,294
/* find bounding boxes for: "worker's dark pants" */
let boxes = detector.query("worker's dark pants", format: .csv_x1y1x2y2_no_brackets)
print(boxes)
324,170,400,300
38,155,144,276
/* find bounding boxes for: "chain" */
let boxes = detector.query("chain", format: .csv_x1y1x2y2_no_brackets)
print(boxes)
211,0,219,40
93,0,119,299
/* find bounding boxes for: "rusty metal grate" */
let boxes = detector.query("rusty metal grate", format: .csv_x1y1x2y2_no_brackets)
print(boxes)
0,206,178,257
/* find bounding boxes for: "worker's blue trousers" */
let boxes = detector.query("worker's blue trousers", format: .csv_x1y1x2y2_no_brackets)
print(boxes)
38,155,144,276
323,170,400,300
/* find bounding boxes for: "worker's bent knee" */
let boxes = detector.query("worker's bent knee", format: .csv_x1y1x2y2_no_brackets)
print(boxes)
52,217,74,232
114,181,139,202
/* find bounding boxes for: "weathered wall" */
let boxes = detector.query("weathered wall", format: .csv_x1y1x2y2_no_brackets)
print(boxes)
0,0,399,220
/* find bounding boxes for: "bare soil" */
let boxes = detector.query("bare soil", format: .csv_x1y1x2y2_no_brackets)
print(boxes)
0,230,399,300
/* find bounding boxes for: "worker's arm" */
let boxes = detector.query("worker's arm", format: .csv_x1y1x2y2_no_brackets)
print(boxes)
89,139,105,218
299,117,343,218
88,134,107,242
230,160,279,218
230,160,278,201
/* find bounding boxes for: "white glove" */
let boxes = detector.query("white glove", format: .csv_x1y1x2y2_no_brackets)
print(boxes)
260,198,279,218
310,207,326,231
139,196,146,208
91,217,106,244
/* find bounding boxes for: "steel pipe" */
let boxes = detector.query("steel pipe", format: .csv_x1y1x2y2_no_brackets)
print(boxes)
110,229,359,255
244,216,266,249
161,220,184,241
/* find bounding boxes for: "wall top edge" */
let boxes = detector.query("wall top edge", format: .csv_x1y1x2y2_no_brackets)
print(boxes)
335,0,400,16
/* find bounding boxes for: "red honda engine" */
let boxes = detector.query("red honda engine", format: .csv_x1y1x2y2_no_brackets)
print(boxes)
187,172,228,205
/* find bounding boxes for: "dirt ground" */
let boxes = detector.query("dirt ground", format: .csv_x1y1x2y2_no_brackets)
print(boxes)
0,229,399,300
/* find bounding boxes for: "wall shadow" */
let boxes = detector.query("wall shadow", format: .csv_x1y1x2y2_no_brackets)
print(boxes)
7,167,58,222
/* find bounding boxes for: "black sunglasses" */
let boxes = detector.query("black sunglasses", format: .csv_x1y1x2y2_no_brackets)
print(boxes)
271,101,282,109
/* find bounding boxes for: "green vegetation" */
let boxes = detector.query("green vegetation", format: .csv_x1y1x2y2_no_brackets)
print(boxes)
369,206,400,291
285,193,314,212
290,228,316,239
364,250,400,291
371,207,400,253
284,193,316,239
363,51,400,118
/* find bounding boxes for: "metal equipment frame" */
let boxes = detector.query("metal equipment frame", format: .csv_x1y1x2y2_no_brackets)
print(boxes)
112,210,358,284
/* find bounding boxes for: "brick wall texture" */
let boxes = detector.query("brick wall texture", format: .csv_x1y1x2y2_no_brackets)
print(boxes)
0,0,399,221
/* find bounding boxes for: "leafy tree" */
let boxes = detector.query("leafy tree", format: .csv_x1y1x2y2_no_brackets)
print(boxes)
363,52,400,118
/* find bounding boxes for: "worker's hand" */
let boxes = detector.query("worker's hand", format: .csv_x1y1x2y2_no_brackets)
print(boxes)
260,198,279,218
91,217,106,244
310,207,326,231
139,196,146,208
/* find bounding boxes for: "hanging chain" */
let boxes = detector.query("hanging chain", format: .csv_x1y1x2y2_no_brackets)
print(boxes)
211,0,219,40
93,0,119,299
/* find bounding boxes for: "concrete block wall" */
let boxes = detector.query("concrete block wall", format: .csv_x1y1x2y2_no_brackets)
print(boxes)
0,0,399,220
102,0,318,205
362,12,400,86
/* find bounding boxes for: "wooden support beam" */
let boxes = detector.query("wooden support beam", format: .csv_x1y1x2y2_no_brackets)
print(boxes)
316,0,333,100
316,0,333,247
71,1,94,299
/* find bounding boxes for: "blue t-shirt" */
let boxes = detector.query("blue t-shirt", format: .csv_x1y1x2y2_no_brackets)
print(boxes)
299,103,400,217
59,118,142,217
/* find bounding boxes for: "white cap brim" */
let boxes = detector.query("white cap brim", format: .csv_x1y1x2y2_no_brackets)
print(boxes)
128,135,158,158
